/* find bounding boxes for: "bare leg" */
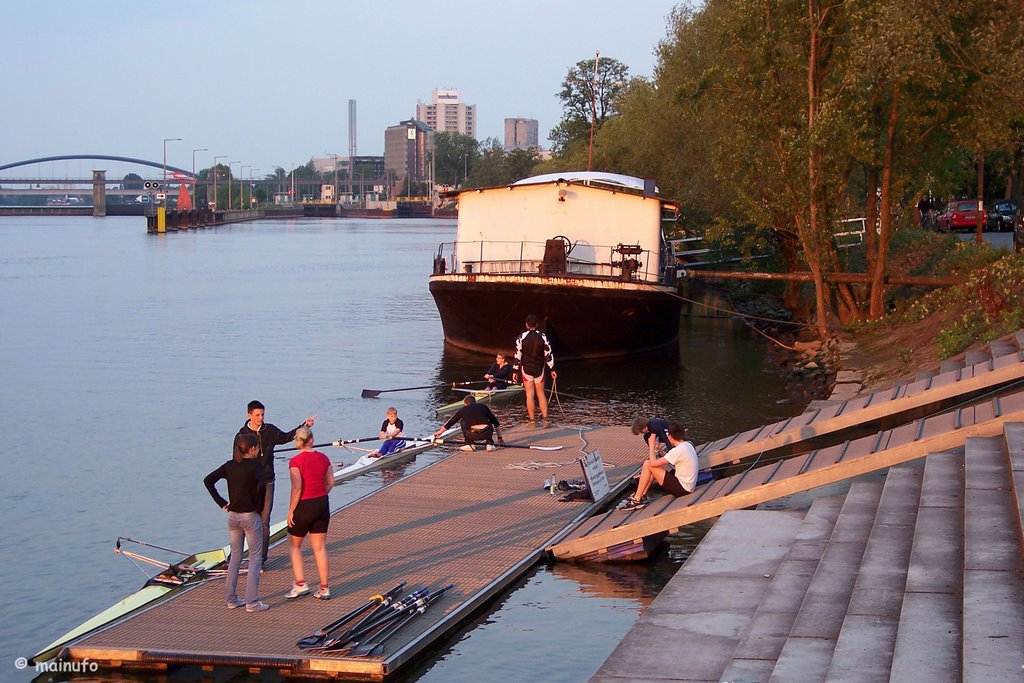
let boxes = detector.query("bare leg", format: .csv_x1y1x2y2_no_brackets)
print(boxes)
635,462,669,500
535,379,548,420
523,380,537,421
289,535,305,585
309,532,329,587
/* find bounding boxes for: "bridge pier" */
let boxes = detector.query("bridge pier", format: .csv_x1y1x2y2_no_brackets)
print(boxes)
92,170,106,217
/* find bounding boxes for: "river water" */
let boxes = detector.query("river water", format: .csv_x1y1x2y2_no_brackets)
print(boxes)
0,216,804,682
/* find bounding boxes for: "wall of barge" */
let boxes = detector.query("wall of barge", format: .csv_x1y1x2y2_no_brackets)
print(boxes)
454,183,664,283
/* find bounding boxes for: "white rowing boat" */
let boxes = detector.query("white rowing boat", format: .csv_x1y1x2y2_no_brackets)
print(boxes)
436,385,524,414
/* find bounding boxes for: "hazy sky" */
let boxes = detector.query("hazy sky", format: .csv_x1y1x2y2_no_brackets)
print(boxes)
1,1,682,177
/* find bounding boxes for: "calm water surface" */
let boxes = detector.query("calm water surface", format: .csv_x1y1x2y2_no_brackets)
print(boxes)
0,216,804,682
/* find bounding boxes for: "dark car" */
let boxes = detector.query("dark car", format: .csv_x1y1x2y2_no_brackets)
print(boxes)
988,199,1017,232
935,200,982,232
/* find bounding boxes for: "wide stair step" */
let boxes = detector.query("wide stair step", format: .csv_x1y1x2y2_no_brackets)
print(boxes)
824,465,923,682
768,481,883,682
961,434,1024,680
719,495,844,683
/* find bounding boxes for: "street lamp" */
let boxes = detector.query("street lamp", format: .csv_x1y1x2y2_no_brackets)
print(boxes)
329,153,338,203
228,161,239,210
213,155,226,210
249,168,260,207
162,137,181,184
241,165,250,210
191,148,207,206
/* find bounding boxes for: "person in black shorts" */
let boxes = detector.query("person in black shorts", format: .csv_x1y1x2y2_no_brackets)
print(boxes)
434,395,504,451
285,427,334,600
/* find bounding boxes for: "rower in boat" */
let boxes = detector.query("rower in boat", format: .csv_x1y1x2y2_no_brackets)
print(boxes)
484,353,512,390
369,407,406,458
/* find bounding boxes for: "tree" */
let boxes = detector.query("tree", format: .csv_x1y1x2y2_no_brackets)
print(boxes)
121,173,143,191
433,132,479,186
550,55,629,157
462,138,540,188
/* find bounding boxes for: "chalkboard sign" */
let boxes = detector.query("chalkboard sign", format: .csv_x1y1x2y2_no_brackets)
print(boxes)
579,450,610,501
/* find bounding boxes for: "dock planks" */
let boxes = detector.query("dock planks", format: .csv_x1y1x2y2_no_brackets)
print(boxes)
63,424,643,680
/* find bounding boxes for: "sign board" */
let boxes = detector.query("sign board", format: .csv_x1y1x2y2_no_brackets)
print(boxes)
578,450,610,501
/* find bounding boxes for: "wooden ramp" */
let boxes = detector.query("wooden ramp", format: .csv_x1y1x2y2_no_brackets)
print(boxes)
549,388,1024,562
60,425,639,681
696,330,1024,470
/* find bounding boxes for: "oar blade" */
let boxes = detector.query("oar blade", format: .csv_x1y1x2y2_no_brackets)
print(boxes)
361,389,382,399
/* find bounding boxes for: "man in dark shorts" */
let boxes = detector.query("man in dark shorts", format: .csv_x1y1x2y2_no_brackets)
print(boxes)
512,314,557,428
234,400,316,566
621,422,698,511
434,395,504,451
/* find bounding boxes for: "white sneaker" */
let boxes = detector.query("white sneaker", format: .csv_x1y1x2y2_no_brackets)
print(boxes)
314,586,331,600
286,583,310,599
485,444,496,451
246,601,270,612
459,444,475,451
227,598,244,609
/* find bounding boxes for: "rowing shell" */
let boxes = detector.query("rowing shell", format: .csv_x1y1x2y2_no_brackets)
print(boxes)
436,385,524,414
332,427,459,483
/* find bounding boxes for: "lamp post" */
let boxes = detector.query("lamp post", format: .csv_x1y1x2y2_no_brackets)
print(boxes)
228,161,239,210
212,155,226,210
330,153,338,203
249,168,260,207
162,137,181,184
191,148,207,206
241,165,250,210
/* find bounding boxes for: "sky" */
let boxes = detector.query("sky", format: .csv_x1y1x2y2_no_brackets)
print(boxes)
1,0,684,177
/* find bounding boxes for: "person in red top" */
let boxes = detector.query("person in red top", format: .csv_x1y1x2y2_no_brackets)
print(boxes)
285,427,334,600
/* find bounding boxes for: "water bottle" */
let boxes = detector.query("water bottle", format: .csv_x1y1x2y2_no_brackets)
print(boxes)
549,477,558,495
544,477,552,492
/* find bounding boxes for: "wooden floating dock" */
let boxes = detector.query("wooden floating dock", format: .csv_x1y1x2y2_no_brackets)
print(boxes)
60,424,641,680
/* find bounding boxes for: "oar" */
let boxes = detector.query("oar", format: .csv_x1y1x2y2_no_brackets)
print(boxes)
278,435,381,454
349,583,455,658
340,584,456,656
295,581,406,649
432,437,564,451
320,588,430,650
361,380,483,399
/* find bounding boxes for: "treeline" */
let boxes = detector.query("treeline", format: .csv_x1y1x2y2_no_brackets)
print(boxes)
541,0,1024,336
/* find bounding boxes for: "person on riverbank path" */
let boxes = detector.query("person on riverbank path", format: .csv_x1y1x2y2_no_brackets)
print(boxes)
203,433,269,612
631,416,672,457
434,395,504,451
234,400,316,567
286,427,334,600
622,422,698,511
512,314,557,428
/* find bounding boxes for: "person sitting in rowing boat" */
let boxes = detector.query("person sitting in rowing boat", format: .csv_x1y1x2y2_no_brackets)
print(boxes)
369,407,406,458
631,416,673,459
203,433,269,612
483,353,513,390
621,422,699,511
433,394,504,452
286,427,334,601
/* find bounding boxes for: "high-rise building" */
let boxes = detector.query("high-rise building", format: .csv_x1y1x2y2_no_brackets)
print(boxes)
504,118,539,150
416,88,476,138
384,119,433,194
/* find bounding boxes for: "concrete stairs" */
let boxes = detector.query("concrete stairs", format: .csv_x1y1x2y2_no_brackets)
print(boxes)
590,422,1024,682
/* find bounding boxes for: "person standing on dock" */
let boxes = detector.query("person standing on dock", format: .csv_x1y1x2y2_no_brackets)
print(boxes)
622,422,698,511
203,433,269,612
434,394,504,451
286,427,334,600
631,416,672,457
234,400,316,568
484,353,513,390
512,315,557,428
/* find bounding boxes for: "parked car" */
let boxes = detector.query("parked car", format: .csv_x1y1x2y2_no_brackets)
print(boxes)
935,199,982,232
988,199,1017,232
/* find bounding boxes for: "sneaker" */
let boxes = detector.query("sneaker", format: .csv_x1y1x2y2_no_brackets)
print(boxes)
621,497,648,511
485,444,496,451
314,586,331,600
286,583,310,599
246,601,270,612
227,598,244,609
542,420,550,428
526,421,537,429
459,444,475,451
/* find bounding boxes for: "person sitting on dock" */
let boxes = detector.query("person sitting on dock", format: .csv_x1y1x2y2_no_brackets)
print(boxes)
484,353,513,390
286,427,334,601
434,394,504,451
622,422,698,511
369,407,406,458
631,416,672,458
234,400,316,568
512,314,557,428
203,433,269,612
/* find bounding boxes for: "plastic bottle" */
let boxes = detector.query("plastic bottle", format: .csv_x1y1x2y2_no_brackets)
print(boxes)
544,477,552,492
549,477,558,495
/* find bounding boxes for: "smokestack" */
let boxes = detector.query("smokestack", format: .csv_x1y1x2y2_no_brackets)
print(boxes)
348,99,357,159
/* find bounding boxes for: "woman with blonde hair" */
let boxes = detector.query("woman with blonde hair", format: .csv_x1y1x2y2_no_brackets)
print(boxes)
285,427,334,600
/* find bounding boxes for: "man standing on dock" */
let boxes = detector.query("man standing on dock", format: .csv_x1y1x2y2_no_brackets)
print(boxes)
512,315,557,428
234,401,316,567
